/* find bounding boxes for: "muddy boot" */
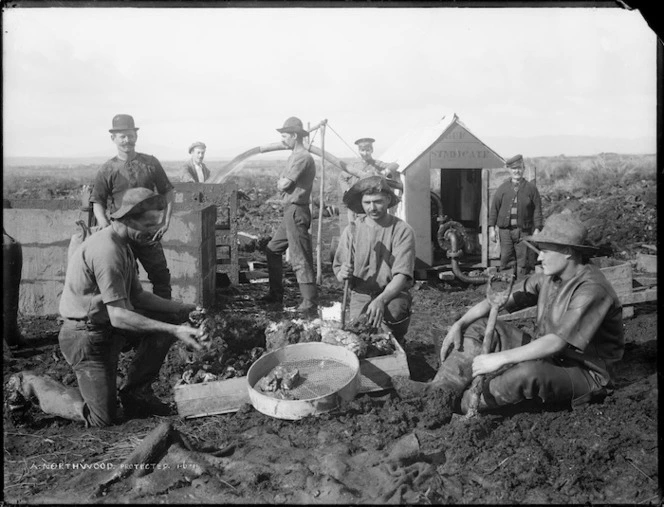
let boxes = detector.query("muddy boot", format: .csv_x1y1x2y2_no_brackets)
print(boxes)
392,376,449,400
296,283,318,319
120,387,174,419
5,371,86,422
261,251,284,304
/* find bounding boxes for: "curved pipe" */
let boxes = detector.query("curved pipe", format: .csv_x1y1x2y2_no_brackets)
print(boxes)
209,142,404,191
446,228,489,284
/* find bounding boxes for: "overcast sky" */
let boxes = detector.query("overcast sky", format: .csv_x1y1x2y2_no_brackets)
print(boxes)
2,6,657,161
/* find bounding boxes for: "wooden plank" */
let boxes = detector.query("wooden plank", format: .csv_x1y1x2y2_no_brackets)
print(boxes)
599,263,633,297
636,254,657,274
174,337,410,419
620,288,657,305
633,276,657,288
499,307,537,321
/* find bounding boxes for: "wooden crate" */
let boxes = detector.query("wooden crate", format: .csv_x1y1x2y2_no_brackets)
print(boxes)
174,337,410,419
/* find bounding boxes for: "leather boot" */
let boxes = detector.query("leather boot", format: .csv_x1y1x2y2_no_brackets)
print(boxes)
392,376,450,400
296,283,318,318
261,251,284,304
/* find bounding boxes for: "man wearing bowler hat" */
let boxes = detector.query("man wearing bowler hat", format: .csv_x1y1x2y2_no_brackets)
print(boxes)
489,154,543,278
333,175,416,342
339,138,399,226
90,114,175,299
262,116,318,317
180,141,210,183
6,188,203,427
394,212,624,416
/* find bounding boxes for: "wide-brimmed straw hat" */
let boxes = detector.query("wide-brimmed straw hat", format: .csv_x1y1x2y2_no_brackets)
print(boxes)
343,175,401,215
109,114,139,133
276,116,308,137
110,188,166,220
523,212,598,254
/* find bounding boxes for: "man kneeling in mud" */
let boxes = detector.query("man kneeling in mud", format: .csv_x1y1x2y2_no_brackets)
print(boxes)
395,212,624,414
6,188,202,427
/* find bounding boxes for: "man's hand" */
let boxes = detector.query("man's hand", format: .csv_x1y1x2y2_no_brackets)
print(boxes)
472,353,507,377
336,262,352,282
365,296,385,328
489,227,497,243
173,324,203,351
439,322,463,362
152,223,169,242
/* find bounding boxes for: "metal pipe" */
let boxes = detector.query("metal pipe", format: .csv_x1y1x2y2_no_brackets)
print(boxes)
446,228,490,284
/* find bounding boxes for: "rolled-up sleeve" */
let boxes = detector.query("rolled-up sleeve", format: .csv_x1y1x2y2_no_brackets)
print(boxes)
390,225,416,280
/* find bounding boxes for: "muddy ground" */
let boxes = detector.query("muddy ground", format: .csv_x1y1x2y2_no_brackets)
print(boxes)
3,172,660,504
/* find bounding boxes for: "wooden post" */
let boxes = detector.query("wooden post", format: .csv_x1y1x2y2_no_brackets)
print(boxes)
316,122,326,285
307,122,314,237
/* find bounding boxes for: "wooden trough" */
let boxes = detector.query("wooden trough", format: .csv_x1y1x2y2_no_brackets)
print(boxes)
500,257,657,322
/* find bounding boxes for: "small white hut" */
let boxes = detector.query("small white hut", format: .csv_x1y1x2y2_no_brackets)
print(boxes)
381,113,534,269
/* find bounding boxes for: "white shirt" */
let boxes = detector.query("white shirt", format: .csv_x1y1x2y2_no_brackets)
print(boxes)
194,162,206,182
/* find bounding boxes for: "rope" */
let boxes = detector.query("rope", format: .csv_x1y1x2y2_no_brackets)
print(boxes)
327,123,359,157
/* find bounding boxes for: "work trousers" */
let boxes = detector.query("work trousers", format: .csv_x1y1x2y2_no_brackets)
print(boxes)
349,290,412,342
266,203,316,284
58,317,177,427
497,227,535,276
130,241,172,300
435,318,604,410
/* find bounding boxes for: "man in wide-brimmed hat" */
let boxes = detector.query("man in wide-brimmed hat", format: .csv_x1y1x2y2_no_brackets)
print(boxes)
180,141,210,183
6,188,203,427
262,116,318,316
338,137,400,230
393,211,624,415
90,114,175,300
333,175,416,342
489,154,543,278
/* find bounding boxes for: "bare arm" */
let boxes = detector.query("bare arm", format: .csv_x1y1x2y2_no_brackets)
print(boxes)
472,333,567,377
277,177,295,192
133,290,196,316
106,299,202,350
153,189,175,241
93,202,111,228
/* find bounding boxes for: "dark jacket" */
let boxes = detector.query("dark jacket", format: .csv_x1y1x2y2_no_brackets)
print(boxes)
489,178,543,231
180,160,211,183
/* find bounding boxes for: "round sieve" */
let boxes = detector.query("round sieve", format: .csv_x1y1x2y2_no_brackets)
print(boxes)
247,342,360,420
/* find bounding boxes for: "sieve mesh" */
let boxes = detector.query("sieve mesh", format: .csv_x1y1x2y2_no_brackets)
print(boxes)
257,358,356,401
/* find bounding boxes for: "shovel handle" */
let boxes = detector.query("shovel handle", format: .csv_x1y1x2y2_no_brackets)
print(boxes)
341,278,350,330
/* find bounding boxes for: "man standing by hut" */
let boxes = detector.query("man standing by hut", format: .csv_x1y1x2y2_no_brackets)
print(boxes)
338,138,399,228
90,114,175,299
262,117,318,317
489,154,543,278
333,176,416,342
180,141,211,183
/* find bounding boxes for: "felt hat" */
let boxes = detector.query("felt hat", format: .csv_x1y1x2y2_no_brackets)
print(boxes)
110,188,166,220
188,141,207,153
343,175,401,215
506,154,524,169
276,116,308,136
523,212,598,254
354,138,375,148
109,114,139,133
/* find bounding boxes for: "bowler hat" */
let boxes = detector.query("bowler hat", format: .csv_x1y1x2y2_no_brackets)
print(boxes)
188,141,206,153
110,188,166,220
523,212,598,254
109,114,139,133
506,154,524,168
276,116,308,136
354,138,375,147
343,175,401,215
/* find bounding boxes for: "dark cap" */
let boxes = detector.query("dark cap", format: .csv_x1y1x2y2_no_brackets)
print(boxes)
188,141,206,153
354,138,376,147
506,154,524,168
110,188,166,220
109,114,139,133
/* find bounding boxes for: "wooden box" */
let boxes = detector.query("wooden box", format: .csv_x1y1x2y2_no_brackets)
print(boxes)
174,337,410,419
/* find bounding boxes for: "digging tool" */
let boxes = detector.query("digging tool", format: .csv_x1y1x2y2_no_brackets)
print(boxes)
464,270,515,418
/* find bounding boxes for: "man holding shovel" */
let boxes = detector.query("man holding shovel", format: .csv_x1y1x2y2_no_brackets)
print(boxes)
394,212,624,414
333,176,416,342
6,189,203,427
